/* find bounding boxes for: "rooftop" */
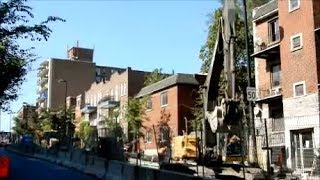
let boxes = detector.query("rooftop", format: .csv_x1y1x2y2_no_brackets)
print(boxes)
136,73,202,98
253,0,278,21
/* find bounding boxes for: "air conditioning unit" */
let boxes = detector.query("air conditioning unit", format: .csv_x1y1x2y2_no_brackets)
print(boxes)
255,37,263,46
269,87,281,96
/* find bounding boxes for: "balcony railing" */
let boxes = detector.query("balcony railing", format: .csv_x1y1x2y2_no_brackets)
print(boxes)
37,85,48,94
257,84,282,100
98,96,119,109
37,68,49,77
253,31,281,58
256,117,285,147
80,103,97,114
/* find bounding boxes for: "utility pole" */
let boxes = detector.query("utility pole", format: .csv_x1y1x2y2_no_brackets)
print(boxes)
243,0,258,164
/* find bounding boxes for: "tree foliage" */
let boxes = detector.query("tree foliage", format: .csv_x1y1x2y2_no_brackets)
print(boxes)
125,97,148,140
194,0,269,132
199,0,269,89
191,90,204,131
144,68,172,86
0,0,65,110
13,107,75,143
102,109,123,138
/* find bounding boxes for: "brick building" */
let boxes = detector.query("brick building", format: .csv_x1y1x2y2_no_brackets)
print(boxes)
252,0,320,171
135,73,205,157
79,67,148,140
17,104,37,125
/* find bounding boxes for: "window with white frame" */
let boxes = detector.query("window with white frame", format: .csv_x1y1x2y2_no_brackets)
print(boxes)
293,81,306,97
146,98,152,110
289,0,300,12
110,89,114,100
146,130,152,143
115,85,119,101
290,33,303,51
76,98,81,107
123,83,127,96
93,95,97,106
120,83,123,96
160,92,168,107
98,92,102,102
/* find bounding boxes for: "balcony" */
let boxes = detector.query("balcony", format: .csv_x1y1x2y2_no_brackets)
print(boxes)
37,85,48,94
37,77,48,86
38,92,47,102
98,96,119,109
256,84,282,103
252,31,281,59
80,103,97,114
37,68,49,77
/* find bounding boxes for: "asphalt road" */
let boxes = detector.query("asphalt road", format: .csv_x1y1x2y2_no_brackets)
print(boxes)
0,148,98,180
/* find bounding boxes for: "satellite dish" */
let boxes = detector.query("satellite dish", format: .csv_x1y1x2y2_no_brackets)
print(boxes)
255,37,263,46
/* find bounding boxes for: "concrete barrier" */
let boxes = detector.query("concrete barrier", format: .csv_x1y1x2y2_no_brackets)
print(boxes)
105,160,123,180
103,160,213,180
84,157,106,178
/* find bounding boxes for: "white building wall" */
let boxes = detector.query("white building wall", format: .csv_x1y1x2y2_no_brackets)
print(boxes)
282,93,320,169
283,93,319,117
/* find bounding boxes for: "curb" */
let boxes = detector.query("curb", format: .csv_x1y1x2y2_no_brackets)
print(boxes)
5,147,101,179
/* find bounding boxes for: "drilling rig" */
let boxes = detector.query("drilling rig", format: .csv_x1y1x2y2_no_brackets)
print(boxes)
202,0,248,164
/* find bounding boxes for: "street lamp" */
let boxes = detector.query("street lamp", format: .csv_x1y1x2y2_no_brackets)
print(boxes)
58,79,69,147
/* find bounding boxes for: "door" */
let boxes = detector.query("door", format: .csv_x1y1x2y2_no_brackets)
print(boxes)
291,129,314,170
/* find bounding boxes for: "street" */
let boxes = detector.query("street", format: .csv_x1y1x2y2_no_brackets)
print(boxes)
0,148,97,180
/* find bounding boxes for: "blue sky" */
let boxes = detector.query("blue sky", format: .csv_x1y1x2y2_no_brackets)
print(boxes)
2,0,221,131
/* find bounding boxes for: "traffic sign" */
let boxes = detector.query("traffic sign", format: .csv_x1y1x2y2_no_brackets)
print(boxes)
246,87,257,101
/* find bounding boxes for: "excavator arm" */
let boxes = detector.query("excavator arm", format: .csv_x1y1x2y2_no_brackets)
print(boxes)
203,0,240,134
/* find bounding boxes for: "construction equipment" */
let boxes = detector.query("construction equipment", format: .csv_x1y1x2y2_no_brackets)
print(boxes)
171,135,199,161
202,0,247,164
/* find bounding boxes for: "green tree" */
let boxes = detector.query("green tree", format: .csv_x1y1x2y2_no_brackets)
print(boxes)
0,0,64,110
199,0,269,89
125,97,148,141
191,90,204,131
144,68,172,86
78,121,96,148
102,109,123,138
12,117,27,135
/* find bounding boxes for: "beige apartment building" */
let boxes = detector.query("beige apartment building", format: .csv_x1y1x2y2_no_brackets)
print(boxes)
78,67,148,141
37,47,125,111
252,0,320,173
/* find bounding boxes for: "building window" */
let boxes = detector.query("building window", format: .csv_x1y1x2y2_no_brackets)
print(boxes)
159,126,169,142
268,18,279,43
110,89,114,100
120,84,123,96
271,64,280,87
160,92,168,107
290,33,303,51
76,98,81,107
146,98,152,110
289,0,300,12
123,83,127,96
115,85,119,101
146,130,152,143
293,81,306,97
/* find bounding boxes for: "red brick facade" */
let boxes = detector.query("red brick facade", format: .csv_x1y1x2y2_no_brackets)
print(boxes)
254,0,320,99
138,75,205,155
